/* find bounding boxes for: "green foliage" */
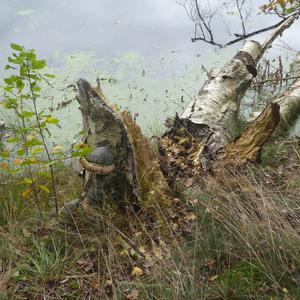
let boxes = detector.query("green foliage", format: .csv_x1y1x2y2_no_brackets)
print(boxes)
0,43,61,213
0,43,96,215
261,0,300,15
15,237,71,283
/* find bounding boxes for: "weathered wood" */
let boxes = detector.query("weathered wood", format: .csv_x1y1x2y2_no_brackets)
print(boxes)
271,52,300,134
216,103,280,165
122,111,172,212
250,52,300,135
159,41,264,182
76,79,171,213
179,40,262,149
73,15,299,208
159,15,298,183
76,79,140,209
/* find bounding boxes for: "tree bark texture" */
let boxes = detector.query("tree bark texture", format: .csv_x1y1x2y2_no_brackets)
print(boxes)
74,15,299,208
159,15,299,184
76,79,171,213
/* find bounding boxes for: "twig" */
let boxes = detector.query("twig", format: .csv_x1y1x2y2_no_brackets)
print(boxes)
253,76,300,85
192,9,300,48
261,11,300,54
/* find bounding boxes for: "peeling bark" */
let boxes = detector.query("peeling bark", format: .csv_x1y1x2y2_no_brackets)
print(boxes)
271,53,300,134
76,79,171,212
76,79,140,208
179,41,262,149
159,41,263,182
250,52,300,135
73,15,299,209
159,15,298,183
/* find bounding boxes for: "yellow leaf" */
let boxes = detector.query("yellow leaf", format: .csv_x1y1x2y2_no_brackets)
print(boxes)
126,289,139,300
22,187,33,198
0,151,10,158
52,145,63,152
120,249,129,257
22,177,34,184
185,213,197,222
26,134,35,141
0,162,9,170
138,246,146,254
131,266,143,277
153,247,163,259
278,0,286,9
37,185,50,193
28,157,38,164
45,116,59,124
13,159,23,165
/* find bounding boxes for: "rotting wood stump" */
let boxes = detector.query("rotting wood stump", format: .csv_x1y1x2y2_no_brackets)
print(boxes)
73,14,300,213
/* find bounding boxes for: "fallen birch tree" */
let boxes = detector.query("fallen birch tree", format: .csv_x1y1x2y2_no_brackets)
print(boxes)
72,13,300,217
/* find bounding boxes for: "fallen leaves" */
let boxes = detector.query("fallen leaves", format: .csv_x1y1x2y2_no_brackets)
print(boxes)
126,288,139,299
76,258,94,273
131,266,144,277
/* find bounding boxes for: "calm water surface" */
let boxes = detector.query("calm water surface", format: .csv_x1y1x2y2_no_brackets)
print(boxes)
1,0,299,143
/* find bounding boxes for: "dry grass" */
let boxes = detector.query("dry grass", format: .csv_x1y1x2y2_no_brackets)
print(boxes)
0,138,300,299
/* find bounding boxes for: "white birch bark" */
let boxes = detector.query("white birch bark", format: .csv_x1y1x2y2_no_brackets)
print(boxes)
178,14,298,154
250,53,300,134
274,53,300,133
180,41,262,148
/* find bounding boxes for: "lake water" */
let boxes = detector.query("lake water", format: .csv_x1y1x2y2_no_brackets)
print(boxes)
1,0,299,144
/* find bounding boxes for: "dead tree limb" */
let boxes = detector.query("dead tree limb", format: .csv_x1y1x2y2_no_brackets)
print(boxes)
159,16,298,184
74,15,299,208
216,103,280,165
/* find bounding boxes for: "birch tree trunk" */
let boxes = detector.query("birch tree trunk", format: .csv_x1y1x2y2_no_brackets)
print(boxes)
73,14,299,210
159,15,298,183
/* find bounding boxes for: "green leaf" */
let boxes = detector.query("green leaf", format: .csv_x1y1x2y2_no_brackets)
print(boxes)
7,137,20,143
26,51,36,62
20,111,35,118
3,86,13,92
21,157,39,165
286,6,296,12
31,147,45,155
32,59,46,69
37,171,51,178
45,116,59,124
0,151,10,158
22,177,35,185
17,149,26,156
32,86,41,92
5,64,15,70
37,184,50,193
8,168,21,174
24,138,43,147
10,43,23,52
16,127,30,135
3,98,18,109
4,75,19,85
72,143,93,157
16,79,25,91
44,73,55,78
7,57,16,64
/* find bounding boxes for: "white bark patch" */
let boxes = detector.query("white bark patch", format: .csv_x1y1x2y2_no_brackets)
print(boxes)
180,41,262,150
250,53,300,134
